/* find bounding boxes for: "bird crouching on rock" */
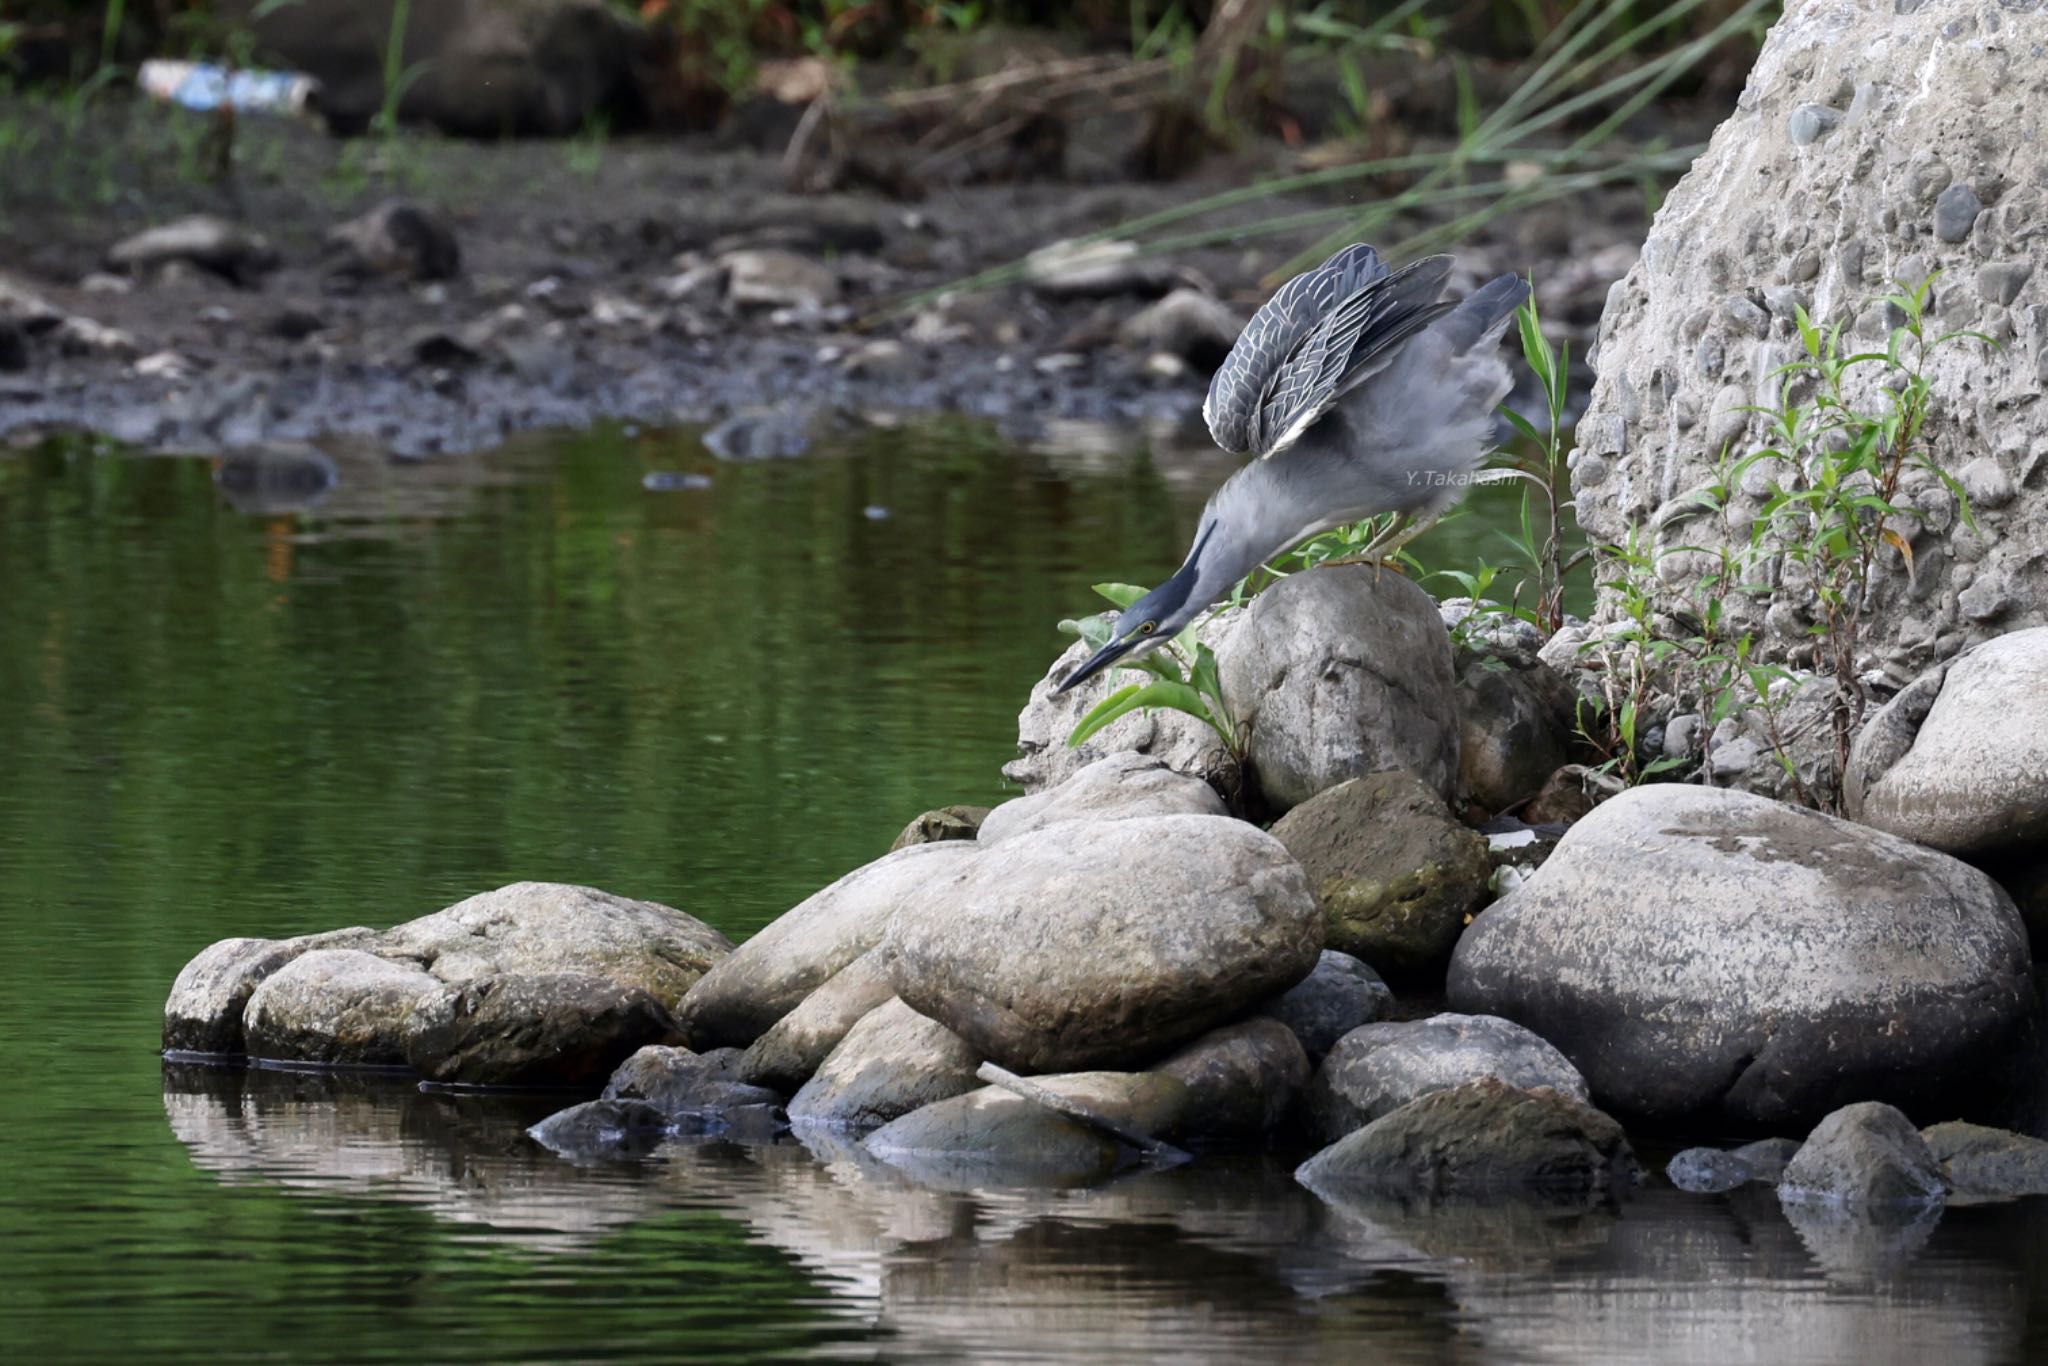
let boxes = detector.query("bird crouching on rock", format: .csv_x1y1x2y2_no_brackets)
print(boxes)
1057,244,1529,694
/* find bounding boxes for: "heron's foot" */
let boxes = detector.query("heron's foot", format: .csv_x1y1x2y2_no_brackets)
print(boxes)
1318,553,1409,575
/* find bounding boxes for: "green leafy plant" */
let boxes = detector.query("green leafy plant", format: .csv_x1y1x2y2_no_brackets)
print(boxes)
1060,583,1244,763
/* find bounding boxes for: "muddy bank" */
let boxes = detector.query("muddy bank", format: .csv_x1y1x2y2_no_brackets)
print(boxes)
0,99,1653,456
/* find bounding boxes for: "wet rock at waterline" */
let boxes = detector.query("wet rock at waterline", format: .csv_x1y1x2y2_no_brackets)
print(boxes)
1845,628,2048,858
1448,786,2033,1128
678,842,976,1049
1778,1104,1947,1209
887,814,1322,1072
1666,1137,1802,1195
888,805,989,851
865,1087,1122,1189
738,947,899,1092
1218,564,1459,812
1254,950,1393,1061
162,928,378,1055
1921,1121,2048,1201
976,752,1225,845
980,1067,1190,1148
241,949,444,1067
1269,772,1491,978
1306,1013,1588,1144
403,972,683,1088
526,1098,672,1159
377,881,732,1003
1296,1078,1638,1201
603,1045,743,1110
787,998,983,1133
1006,612,1242,798
1154,1018,1309,1142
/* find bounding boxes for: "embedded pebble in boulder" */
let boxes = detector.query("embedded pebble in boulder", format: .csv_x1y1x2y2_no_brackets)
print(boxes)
1006,611,1242,797
1269,772,1491,979
1296,1078,1638,1201
377,881,733,1003
1844,628,2048,858
402,972,683,1088
1779,1103,1947,1208
527,1098,671,1160
865,1087,1121,1189
1219,564,1459,811
1306,1013,1587,1143
1933,183,1983,244
1448,785,2032,1128
787,998,982,1133
888,814,1321,1072
976,752,1225,845
1666,1137,1802,1194
1154,1018,1309,1142
242,949,443,1067
738,946,899,1092
1255,949,1392,1061
678,842,974,1048
162,928,376,1055
888,805,989,851
1921,1121,2048,1200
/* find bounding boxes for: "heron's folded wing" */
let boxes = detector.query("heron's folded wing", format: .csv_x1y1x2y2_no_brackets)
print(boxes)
1203,242,1385,455
1251,255,1455,460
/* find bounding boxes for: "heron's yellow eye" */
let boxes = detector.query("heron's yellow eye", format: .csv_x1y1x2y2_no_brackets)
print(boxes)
1138,621,1158,636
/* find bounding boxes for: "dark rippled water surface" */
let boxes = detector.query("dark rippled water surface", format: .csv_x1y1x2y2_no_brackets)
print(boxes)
6,419,2048,1363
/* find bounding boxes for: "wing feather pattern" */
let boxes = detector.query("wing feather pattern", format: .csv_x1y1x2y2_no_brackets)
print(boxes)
1203,245,1457,460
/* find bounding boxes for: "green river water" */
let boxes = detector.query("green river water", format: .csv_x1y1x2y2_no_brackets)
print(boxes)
4,419,2047,1363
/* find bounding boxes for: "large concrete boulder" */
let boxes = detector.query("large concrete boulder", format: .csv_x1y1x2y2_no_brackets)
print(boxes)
1575,1,2048,680
1218,564,1459,812
377,881,731,1002
1268,772,1492,978
1296,1078,1638,1201
678,842,974,1048
241,949,443,1067
1448,785,2033,1128
977,752,1225,845
787,999,983,1133
1005,611,1242,797
887,815,1322,1072
1306,1013,1589,1143
1845,628,2048,858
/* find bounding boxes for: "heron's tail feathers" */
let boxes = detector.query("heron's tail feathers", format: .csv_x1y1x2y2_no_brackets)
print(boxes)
1438,273,1530,355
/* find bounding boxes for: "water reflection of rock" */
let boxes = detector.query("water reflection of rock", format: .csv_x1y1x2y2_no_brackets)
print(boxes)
165,1066,2034,1362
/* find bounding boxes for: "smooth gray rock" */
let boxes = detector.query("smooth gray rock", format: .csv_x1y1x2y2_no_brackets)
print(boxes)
888,814,1321,1071
1255,950,1393,1060
162,928,376,1055
402,971,682,1087
1779,1103,1947,1208
976,752,1225,845
1219,565,1459,812
1454,646,1577,811
738,946,898,1092
678,842,974,1048
1448,785,2032,1128
107,215,278,286
1922,1120,2048,1200
1005,611,1243,797
1306,1013,1588,1143
602,1045,729,1109
1296,1078,1638,1200
978,1066,1189,1147
326,200,460,281
1269,772,1491,978
1666,1137,1802,1194
1116,288,1243,366
1844,628,2048,857
720,248,839,310
787,998,982,1133
377,881,731,1004
865,1087,1121,1188
242,949,443,1067
1933,183,1983,243
527,1098,671,1159
1155,1018,1309,1142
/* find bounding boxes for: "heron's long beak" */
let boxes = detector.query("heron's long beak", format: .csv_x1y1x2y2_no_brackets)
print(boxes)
1056,635,1137,695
